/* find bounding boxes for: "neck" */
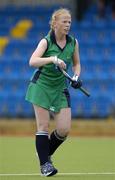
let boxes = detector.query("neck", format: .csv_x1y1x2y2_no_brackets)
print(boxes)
54,30,66,41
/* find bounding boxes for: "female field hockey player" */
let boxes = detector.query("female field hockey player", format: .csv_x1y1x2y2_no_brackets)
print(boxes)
26,8,82,176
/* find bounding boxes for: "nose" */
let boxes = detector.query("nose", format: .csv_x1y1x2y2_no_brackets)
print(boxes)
66,21,71,27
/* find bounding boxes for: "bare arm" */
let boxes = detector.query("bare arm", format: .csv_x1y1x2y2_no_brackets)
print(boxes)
29,39,54,67
72,39,81,76
29,38,66,69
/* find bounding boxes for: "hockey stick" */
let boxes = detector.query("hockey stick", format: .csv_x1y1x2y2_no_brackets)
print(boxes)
59,68,90,97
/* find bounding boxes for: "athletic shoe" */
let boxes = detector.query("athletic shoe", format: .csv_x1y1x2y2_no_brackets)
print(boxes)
41,162,58,177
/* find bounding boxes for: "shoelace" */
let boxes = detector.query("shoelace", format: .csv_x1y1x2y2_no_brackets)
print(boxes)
41,162,54,172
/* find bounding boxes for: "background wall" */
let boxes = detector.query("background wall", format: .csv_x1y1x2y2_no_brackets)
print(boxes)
0,0,115,119
0,0,72,7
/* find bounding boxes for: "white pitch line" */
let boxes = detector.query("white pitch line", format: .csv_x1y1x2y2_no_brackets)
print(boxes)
0,172,115,176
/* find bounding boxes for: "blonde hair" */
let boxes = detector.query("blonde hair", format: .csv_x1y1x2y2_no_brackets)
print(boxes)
49,8,71,31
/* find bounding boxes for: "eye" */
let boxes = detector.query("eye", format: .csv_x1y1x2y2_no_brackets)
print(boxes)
63,20,71,24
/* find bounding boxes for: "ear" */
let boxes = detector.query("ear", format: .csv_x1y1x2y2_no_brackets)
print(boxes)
53,21,57,29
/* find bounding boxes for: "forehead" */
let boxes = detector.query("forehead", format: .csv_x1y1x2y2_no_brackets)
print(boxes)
57,14,71,21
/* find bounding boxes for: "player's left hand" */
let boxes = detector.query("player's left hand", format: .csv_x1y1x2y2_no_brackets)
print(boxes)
71,74,82,89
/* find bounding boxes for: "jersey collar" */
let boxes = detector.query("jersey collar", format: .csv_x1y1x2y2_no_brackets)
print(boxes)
50,30,72,44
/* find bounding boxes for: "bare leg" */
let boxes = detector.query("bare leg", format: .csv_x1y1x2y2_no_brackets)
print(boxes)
49,108,71,156
33,105,50,165
33,105,50,132
33,105,58,176
55,108,71,137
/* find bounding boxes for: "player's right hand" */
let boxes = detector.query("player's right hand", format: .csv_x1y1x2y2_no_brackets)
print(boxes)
57,58,66,69
53,56,66,69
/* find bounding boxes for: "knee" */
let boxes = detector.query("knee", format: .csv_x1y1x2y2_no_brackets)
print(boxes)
56,127,70,137
37,122,49,132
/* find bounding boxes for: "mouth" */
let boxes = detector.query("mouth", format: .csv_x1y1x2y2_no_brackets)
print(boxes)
64,29,69,33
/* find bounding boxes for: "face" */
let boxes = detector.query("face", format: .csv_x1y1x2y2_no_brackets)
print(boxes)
54,14,71,35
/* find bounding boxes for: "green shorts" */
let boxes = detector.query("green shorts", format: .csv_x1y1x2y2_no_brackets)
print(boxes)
25,82,70,113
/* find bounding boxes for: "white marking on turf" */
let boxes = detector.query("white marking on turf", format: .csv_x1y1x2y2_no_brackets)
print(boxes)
0,172,115,176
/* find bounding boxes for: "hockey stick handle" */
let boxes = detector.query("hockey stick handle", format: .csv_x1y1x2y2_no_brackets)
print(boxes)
60,68,90,97
79,87,90,97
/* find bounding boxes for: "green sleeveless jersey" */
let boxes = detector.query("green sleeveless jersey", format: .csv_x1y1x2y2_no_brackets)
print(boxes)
32,31,76,89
